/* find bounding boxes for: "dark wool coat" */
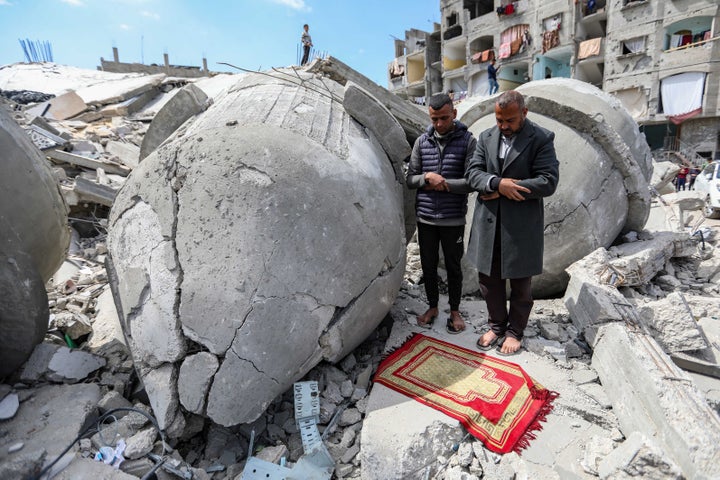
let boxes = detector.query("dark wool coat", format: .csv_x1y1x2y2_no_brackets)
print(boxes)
465,118,559,279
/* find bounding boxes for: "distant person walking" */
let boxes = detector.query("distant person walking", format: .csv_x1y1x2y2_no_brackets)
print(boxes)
676,166,688,191
488,59,500,95
300,24,313,66
688,166,700,190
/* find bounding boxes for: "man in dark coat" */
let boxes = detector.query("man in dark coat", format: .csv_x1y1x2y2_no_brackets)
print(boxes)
406,93,476,334
466,90,559,355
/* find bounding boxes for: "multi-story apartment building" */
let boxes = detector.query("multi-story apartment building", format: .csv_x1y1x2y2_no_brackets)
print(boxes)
388,0,720,163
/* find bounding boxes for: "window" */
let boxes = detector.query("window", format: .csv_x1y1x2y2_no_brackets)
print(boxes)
464,0,494,19
498,24,530,59
621,36,646,55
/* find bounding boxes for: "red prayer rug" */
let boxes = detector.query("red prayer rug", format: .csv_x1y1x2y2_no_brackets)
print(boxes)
373,333,558,454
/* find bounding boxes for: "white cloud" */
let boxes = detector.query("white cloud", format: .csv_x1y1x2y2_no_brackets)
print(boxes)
267,0,310,11
140,10,160,20
120,23,132,30
61,0,84,6
0,0,12,6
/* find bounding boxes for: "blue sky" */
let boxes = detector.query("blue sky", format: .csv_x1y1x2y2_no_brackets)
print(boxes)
0,0,440,86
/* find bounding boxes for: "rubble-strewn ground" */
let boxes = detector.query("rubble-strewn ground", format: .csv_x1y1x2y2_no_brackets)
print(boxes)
1,64,720,479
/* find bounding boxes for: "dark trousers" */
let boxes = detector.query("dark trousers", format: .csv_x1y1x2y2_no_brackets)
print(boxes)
479,229,533,340
417,222,464,311
301,45,311,65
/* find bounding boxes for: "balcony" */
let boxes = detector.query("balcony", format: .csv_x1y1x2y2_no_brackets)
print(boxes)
661,36,716,71
577,37,605,64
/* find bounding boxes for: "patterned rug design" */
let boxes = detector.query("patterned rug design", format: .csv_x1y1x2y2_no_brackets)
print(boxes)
373,333,558,454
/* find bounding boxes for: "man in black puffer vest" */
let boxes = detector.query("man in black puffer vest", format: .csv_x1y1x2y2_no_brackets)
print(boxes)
406,93,476,334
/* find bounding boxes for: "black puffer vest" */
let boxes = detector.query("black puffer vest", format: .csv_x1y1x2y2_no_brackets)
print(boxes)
416,121,472,220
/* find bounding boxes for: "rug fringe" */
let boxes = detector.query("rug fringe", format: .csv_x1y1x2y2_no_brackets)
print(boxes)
378,332,417,362
512,389,559,454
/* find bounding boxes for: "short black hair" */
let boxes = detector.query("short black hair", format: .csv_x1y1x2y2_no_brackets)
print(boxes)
303,24,309,28
428,93,453,111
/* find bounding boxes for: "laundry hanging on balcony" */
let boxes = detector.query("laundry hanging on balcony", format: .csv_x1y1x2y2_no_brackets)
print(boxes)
661,71,706,125
542,29,560,53
578,38,602,60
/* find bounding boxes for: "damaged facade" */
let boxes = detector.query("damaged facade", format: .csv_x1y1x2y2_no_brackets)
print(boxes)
389,0,720,164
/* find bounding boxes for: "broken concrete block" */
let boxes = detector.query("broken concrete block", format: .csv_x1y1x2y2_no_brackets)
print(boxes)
73,176,118,207
637,292,708,353
608,232,694,286
141,363,179,430
563,249,629,346
459,78,653,297
0,383,100,480
310,56,428,144
0,392,19,420
53,457,139,479
19,342,59,383
100,87,159,118
592,323,720,479
359,384,465,479
108,70,406,431
47,346,107,383
26,90,87,120
86,287,126,351
47,148,131,176
76,73,166,106
105,140,140,169
343,81,416,242
178,352,219,414
580,435,616,476
139,82,209,160
124,427,158,460
598,431,683,480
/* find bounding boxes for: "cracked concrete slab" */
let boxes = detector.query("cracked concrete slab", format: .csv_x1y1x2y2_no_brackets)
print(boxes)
107,70,406,430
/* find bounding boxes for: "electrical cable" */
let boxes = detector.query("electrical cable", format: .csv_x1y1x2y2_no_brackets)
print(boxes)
30,406,167,480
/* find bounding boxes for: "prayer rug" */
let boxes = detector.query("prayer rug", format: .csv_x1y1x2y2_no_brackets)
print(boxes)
373,333,558,454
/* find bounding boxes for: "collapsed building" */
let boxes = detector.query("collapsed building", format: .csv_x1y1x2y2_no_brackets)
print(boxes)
0,56,719,480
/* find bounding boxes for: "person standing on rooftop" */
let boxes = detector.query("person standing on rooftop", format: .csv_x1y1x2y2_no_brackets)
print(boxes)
301,24,313,66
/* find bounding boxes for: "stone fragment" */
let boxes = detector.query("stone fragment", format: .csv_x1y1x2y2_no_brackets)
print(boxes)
141,364,179,430
139,82,209,160
581,435,616,476
592,323,720,479
178,352,218,414
598,431,683,480
47,346,106,383
637,292,707,353
0,383,100,479
0,393,20,419
124,427,158,460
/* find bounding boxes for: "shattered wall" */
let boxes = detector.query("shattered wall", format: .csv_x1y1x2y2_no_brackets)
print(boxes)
106,71,407,431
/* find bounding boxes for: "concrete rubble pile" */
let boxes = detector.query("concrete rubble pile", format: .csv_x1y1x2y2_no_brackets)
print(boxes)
0,61,719,480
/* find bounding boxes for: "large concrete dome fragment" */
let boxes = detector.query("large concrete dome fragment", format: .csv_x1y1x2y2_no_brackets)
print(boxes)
106,71,407,430
459,79,653,298
0,106,70,377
